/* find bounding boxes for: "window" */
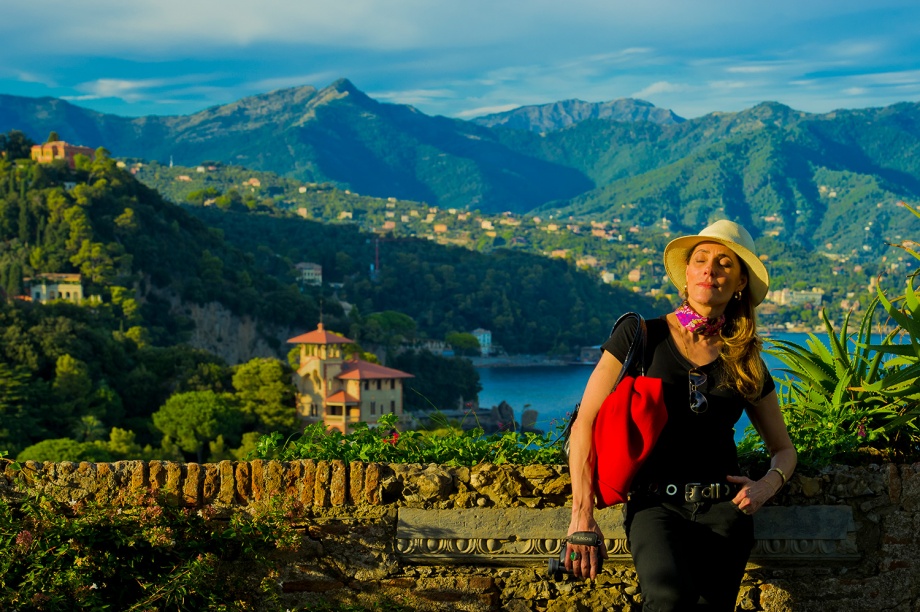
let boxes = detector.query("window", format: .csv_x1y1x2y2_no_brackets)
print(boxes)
370,402,376,415
376,380,381,390
390,401,396,413
363,381,369,390
391,380,396,390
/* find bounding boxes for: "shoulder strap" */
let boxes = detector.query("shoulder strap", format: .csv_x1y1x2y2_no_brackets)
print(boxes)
559,311,647,456
609,312,647,386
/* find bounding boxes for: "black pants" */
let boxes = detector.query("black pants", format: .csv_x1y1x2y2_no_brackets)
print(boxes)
625,495,754,611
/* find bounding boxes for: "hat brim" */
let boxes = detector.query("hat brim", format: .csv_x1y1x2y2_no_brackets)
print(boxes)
664,236,769,306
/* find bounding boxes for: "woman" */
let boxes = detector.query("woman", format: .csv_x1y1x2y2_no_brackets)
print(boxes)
565,220,796,611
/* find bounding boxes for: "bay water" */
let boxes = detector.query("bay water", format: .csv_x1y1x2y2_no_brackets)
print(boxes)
475,332,815,443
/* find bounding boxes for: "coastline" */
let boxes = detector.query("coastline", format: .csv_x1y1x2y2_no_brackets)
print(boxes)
469,354,571,368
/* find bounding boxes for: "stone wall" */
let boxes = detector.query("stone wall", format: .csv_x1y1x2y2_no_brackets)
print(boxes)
3,460,919,611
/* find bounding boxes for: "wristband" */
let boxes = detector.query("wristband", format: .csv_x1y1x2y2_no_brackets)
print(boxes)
768,466,787,485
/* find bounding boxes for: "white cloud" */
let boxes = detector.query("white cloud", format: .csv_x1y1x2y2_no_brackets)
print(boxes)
371,89,455,105
455,104,522,119
726,65,778,74
632,81,689,98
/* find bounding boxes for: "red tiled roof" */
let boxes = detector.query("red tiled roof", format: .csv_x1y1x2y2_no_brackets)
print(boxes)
325,390,360,404
336,358,414,380
287,323,354,345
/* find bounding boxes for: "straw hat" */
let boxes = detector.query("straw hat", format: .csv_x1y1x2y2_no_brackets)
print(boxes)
663,219,769,306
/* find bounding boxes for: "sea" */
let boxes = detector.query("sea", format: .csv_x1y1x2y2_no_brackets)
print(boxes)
475,331,817,443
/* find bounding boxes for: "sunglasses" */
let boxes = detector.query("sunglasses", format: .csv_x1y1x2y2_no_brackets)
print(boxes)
688,369,708,414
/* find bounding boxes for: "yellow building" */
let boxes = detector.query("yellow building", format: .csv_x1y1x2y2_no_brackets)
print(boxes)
31,141,96,169
288,324,413,433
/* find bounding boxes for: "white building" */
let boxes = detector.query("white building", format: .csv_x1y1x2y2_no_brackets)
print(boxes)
296,262,323,286
471,328,492,356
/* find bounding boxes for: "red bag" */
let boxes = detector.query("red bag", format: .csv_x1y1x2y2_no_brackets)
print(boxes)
591,372,666,508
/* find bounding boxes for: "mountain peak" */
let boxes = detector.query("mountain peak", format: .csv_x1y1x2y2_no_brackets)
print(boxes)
328,78,360,95
470,97,684,133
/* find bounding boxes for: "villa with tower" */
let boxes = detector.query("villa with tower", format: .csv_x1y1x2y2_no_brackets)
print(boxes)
288,324,413,433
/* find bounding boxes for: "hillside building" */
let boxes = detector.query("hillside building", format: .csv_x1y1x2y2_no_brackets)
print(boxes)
31,141,95,169
766,288,825,307
25,273,84,304
471,328,492,356
295,262,323,286
288,324,413,433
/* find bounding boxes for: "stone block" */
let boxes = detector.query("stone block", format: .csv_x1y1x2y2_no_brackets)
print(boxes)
94,463,115,503
217,460,235,505
284,460,302,499
235,461,252,504
148,460,166,492
365,463,382,505
163,462,183,506
300,460,315,506
314,460,330,507
183,463,202,506
349,462,365,506
265,460,285,500
330,460,347,506
202,463,220,504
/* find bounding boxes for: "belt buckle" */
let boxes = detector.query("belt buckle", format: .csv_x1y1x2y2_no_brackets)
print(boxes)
685,482,723,502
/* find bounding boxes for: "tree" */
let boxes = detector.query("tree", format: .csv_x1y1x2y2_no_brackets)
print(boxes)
0,363,40,455
231,358,296,433
52,354,93,420
152,390,242,462
0,130,35,160
72,415,106,442
16,438,110,462
446,332,481,356
391,350,482,412
46,131,60,143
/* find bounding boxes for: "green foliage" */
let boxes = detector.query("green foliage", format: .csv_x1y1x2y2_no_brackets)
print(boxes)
152,391,243,463
231,358,296,434
190,207,652,354
744,204,920,468
445,331,480,356
0,130,35,161
390,349,481,412
16,437,106,462
252,413,565,466
0,465,298,610
744,307,897,468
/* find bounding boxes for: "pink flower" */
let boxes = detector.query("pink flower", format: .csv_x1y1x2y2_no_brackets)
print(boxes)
16,530,33,549
858,424,867,438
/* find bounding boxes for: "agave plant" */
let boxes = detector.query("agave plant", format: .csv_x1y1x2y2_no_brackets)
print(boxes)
744,204,920,467
748,304,903,467
851,204,920,451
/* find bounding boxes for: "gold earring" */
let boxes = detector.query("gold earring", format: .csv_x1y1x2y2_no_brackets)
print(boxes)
734,291,742,300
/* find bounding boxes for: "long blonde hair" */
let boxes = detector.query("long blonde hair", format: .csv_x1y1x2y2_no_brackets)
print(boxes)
718,279,766,403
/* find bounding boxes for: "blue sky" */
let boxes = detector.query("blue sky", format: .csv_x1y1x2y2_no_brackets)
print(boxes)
2,0,919,120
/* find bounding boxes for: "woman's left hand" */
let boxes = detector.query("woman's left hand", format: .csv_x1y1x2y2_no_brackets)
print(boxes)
726,474,777,515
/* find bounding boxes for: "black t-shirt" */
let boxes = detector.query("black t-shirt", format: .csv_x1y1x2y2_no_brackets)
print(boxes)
600,316,775,486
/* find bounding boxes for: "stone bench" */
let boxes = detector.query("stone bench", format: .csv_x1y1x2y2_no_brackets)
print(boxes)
396,505,857,566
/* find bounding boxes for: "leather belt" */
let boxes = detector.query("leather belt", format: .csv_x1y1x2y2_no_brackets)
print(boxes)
639,482,739,503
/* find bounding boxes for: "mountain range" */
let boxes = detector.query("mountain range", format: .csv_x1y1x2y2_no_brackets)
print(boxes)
3,79,920,255
469,97,684,132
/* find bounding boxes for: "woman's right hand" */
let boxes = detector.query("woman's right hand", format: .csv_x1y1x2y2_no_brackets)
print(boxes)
564,515,607,580
564,351,621,580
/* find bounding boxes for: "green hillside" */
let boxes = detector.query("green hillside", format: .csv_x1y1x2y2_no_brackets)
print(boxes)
0,80,594,214
0,139,659,457
535,111,920,255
